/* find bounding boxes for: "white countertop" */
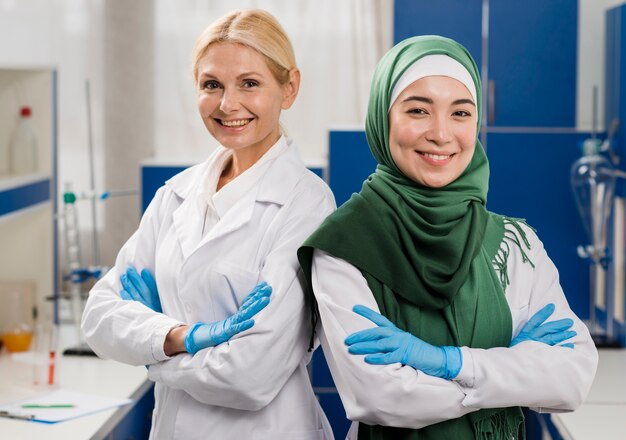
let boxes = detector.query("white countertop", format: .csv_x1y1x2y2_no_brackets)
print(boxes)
553,403,626,440
582,349,626,404
552,348,626,440
0,325,148,440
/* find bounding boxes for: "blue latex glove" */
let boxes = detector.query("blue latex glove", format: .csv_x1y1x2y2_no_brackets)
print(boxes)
511,303,576,348
345,305,462,380
120,267,162,313
184,282,272,354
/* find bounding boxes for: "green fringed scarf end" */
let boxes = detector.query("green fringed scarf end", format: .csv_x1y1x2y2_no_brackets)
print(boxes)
473,407,526,440
492,217,536,292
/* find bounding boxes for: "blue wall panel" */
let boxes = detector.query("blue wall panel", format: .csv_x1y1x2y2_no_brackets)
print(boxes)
605,6,621,130
604,4,626,345
0,178,51,216
141,165,188,213
329,130,377,206
394,0,577,127
311,350,351,438
318,393,351,439
107,383,155,439
605,5,626,179
393,0,483,69
488,0,577,127
487,132,591,318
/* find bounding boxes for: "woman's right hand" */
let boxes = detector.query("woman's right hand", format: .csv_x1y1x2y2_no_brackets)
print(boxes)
184,282,272,354
510,303,576,348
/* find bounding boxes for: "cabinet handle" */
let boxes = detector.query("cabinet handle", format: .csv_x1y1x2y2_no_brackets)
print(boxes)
488,79,495,125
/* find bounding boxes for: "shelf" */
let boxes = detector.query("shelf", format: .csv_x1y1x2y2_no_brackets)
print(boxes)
0,173,51,217
0,66,57,327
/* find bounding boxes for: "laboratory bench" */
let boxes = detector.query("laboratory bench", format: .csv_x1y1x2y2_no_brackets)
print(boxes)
551,348,626,440
0,325,153,440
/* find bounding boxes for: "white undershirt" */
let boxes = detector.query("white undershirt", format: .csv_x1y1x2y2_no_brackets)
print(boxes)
196,136,289,237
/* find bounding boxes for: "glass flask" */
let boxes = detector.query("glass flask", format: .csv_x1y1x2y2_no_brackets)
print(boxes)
570,148,616,266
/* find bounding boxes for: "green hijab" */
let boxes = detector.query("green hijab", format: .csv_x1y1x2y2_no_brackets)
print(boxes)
299,35,527,439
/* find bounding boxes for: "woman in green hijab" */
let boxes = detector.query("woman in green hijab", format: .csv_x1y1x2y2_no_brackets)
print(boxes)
298,36,598,439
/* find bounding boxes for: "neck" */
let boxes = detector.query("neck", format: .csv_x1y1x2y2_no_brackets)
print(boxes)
217,134,281,191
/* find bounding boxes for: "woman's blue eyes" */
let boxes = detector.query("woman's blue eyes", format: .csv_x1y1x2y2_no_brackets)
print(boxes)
201,80,259,90
203,81,220,90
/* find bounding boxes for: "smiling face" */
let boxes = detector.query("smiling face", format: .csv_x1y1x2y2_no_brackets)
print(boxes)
388,75,478,188
196,42,298,156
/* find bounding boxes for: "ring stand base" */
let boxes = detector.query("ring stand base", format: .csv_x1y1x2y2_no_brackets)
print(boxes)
63,342,97,356
591,333,622,348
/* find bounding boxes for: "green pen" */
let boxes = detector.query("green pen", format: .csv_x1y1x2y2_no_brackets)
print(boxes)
21,404,75,409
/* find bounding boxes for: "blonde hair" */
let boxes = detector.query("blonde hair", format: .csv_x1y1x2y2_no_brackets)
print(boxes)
192,9,296,85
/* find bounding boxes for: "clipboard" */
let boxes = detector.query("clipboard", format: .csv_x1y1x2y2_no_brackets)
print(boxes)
0,389,132,423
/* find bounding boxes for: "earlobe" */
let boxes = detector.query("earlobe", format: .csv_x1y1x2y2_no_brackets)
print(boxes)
281,68,301,109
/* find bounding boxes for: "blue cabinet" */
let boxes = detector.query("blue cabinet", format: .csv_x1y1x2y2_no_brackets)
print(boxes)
605,4,626,169
393,0,483,69
393,0,578,127
311,350,351,439
488,0,577,127
486,132,591,319
328,130,377,206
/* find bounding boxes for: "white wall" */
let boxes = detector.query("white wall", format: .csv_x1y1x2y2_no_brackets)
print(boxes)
577,0,626,132
0,0,105,276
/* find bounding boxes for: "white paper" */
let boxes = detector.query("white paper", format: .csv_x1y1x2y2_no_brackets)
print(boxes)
0,388,132,424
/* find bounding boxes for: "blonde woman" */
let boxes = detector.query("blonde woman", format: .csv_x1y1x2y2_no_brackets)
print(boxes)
82,10,335,439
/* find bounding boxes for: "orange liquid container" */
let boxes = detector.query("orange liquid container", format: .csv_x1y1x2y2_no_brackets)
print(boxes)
2,329,33,352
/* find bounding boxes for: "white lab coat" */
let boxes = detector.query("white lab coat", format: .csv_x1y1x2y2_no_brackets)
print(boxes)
311,222,598,437
82,138,336,440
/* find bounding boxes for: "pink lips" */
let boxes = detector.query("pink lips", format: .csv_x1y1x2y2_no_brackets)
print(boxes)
215,118,253,132
417,151,454,166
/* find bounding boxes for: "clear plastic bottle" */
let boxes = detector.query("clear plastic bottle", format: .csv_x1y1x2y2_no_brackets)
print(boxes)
9,106,38,175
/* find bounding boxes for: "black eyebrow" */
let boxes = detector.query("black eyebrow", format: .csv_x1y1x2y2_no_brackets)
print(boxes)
402,96,433,104
452,98,475,107
401,96,475,107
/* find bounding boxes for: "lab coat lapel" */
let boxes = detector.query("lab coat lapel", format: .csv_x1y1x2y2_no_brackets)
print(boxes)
171,195,205,261
166,157,213,261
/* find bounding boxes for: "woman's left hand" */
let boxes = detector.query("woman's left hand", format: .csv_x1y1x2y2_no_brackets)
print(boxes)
345,305,462,380
510,303,576,348
120,266,163,313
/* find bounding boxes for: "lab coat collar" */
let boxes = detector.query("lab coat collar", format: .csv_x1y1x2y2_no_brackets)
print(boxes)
166,137,305,261
165,136,304,208
255,137,305,205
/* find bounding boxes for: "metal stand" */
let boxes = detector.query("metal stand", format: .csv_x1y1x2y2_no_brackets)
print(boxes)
59,80,137,356
571,90,622,347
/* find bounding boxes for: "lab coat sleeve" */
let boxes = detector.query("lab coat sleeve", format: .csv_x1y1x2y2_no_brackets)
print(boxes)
311,250,478,429
453,224,599,413
81,187,185,366
147,182,336,411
